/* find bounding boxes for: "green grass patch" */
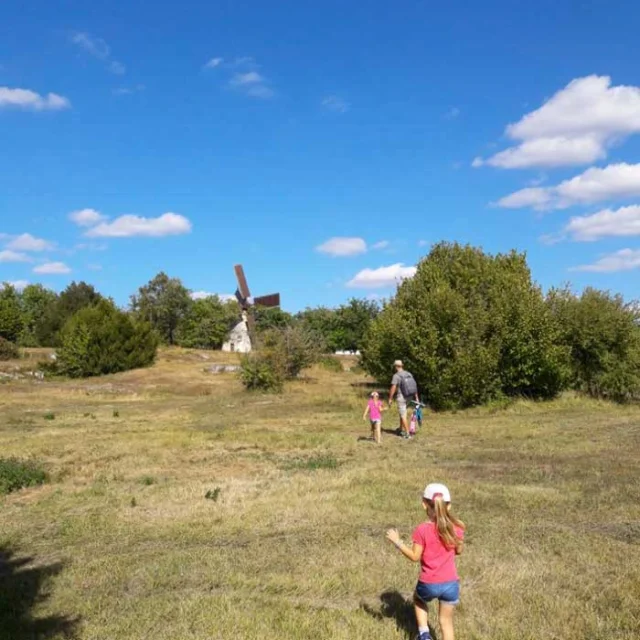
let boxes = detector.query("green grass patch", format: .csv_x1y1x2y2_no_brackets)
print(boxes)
0,457,48,495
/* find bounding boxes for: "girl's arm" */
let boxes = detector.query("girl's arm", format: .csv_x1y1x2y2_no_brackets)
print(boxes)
363,404,370,420
385,528,423,563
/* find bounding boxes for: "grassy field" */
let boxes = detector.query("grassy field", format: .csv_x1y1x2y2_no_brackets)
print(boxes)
1,348,639,640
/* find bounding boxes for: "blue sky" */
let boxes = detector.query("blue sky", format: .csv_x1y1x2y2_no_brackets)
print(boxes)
2,0,640,310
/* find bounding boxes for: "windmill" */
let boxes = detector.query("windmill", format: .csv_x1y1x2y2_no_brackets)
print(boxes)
222,264,280,352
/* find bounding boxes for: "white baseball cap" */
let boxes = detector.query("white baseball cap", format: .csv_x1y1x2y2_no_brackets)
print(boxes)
393,360,403,367
423,483,451,503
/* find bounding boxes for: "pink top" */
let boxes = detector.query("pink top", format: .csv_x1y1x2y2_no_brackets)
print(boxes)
368,399,383,420
412,521,464,584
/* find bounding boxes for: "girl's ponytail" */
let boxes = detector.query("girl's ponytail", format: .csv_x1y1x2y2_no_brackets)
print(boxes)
432,496,465,552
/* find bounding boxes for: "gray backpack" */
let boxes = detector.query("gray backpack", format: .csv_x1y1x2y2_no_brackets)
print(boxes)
398,371,418,399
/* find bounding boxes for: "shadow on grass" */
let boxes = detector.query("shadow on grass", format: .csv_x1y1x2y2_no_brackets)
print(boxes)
361,590,417,639
0,545,79,639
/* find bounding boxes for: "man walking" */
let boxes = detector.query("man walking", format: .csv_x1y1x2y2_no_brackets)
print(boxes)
389,360,418,439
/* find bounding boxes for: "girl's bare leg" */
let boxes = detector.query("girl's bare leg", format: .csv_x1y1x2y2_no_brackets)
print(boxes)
375,422,382,444
414,596,429,634
438,602,455,640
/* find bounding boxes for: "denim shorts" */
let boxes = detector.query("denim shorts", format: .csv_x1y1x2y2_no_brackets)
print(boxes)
415,580,460,605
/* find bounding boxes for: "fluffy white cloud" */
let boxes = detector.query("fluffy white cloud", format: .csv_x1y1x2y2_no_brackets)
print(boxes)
476,76,640,169
7,233,54,251
85,213,192,238
571,248,640,273
498,163,640,210
204,57,224,69
371,240,390,250
191,291,235,301
71,32,125,75
322,96,350,113
33,262,71,274
563,205,640,241
0,87,70,111
0,250,31,263
5,280,29,291
347,263,416,288
316,237,367,257
229,71,274,98
69,208,107,227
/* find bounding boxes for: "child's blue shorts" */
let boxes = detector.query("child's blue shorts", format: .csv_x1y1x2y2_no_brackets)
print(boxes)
415,580,460,605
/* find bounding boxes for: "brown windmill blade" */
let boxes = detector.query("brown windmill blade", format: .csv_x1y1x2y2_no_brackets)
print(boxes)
253,293,280,308
234,264,251,301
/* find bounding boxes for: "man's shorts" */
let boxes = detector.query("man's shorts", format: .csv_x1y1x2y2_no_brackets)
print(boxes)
415,580,460,606
397,396,407,418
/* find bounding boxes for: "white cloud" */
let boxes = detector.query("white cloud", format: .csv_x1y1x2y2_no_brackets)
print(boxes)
204,57,224,69
0,87,70,111
0,250,31,263
563,205,640,242
191,291,235,301
6,233,54,252
371,240,390,250
316,237,367,257
69,208,107,227
71,32,110,59
85,212,192,238
5,280,29,291
71,32,125,75
571,248,640,273
476,76,640,169
229,71,274,98
498,163,640,210
33,262,71,274
322,96,350,113
347,263,417,289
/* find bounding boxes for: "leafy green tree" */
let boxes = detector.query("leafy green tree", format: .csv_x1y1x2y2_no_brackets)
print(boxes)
37,281,103,346
547,287,640,401
334,298,379,352
296,307,340,351
18,284,58,347
176,296,239,349
0,284,24,344
254,306,295,333
58,299,158,378
361,242,568,410
131,272,192,344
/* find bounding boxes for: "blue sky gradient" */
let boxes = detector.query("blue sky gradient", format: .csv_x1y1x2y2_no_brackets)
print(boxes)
2,1,640,310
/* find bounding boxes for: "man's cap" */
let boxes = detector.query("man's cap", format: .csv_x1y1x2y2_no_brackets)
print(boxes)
393,360,403,367
423,483,451,503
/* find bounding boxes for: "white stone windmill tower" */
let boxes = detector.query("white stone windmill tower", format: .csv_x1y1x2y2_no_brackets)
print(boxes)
222,264,281,353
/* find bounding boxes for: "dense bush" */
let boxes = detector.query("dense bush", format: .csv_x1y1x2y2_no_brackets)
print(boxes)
547,287,640,402
0,337,20,361
18,284,58,347
0,457,48,494
57,300,158,378
176,296,239,349
0,284,23,344
239,325,324,391
361,243,568,410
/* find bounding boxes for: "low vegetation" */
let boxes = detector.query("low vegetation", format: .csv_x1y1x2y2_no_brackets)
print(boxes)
0,348,638,640
0,457,48,495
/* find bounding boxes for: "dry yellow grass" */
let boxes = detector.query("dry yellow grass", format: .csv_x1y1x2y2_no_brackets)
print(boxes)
1,348,639,639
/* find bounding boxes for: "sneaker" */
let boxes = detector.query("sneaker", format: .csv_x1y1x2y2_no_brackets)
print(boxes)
417,633,432,640
402,433,410,440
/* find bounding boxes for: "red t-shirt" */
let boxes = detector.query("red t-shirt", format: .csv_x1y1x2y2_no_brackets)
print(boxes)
412,521,464,584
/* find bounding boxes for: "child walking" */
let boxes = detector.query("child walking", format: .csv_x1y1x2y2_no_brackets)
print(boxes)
385,483,465,640
363,391,384,444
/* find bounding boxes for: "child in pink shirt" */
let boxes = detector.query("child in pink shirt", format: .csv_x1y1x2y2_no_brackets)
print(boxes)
386,483,465,640
362,391,384,444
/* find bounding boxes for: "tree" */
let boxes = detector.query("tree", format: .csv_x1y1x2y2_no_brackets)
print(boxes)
18,284,58,347
58,299,158,378
0,284,24,344
547,287,640,401
131,272,192,345
361,242,567,410
254,307,295,333
176,296,239,349
296,307,340,352
37,281,103,346
334,298,379,352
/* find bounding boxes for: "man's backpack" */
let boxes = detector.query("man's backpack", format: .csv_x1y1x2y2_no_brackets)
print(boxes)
398,371,418,399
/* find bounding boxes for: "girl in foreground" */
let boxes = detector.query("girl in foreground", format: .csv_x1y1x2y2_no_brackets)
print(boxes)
385,483,465,640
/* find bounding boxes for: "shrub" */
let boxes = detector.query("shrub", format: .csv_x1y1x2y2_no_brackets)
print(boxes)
205,487,221,501
318,355,343,372
547,287,640,402
0,284,23,344
0,337,19,361
57,300,158,378
361,243,568,410
0,457,48,495
175,296,239,349
239,352,284,392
